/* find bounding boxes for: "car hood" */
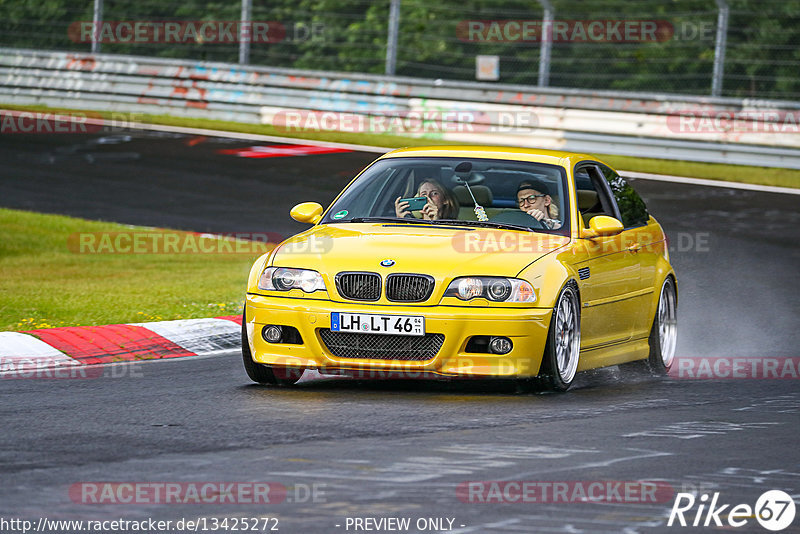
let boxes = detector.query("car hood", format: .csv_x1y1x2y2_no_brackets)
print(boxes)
270,223,569,279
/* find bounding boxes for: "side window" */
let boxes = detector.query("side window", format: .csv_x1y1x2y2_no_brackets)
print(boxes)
600,165,649,228
574,165,617,227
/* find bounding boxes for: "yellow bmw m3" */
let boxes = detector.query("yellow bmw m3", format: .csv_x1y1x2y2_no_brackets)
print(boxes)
242,146,677,391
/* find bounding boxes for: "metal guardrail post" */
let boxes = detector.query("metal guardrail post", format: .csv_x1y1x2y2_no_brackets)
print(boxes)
537,0,554,87
91,0,103,54
712,0,729,97
385,0,401,76
239,0,252,65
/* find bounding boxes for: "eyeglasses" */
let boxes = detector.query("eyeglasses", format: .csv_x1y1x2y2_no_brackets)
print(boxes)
517,194,546,206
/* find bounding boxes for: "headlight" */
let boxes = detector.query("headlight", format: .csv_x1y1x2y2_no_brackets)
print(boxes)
443,277,535,303
258,267,326,293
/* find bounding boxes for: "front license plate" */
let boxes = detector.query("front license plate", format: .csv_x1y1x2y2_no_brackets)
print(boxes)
331,312,425,336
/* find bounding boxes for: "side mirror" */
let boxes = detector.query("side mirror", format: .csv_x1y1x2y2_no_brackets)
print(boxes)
582,215,624,238
290,202,323,224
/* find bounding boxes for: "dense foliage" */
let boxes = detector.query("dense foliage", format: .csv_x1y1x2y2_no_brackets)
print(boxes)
1,0,798,98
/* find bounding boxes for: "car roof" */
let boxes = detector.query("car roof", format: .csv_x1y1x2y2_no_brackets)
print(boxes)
378,145,601,168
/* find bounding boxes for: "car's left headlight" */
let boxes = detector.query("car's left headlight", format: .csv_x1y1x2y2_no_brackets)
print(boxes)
258,267,326,293
443,277,536,303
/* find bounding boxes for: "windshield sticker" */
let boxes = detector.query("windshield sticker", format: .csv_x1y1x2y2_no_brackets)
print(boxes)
333,210,348,220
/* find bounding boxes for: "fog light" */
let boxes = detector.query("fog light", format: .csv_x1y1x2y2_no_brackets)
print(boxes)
489,336,512,354
262,325,283,343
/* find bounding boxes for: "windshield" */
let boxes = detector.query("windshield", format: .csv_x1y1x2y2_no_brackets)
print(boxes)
320,157,570,234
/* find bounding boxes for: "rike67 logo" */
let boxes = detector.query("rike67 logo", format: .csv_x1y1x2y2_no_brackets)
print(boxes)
668,490,796,531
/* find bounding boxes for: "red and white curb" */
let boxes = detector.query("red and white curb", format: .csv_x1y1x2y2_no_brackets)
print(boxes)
0,316,242,375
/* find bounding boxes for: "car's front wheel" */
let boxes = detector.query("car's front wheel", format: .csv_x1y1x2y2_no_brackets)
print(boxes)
536,282,581,392
241,310,304,386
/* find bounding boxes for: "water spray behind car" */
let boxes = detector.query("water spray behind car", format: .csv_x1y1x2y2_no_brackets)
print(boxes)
454,161,489,221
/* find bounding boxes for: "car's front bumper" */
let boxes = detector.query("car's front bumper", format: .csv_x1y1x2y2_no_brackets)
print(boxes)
244,293,553,378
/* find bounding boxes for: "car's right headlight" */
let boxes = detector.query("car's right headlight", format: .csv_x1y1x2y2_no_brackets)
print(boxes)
443,276,536,303
258,267,326,293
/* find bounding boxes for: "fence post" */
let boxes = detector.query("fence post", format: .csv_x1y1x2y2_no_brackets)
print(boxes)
239,0,252,64
91,0,103,54
537,0,554,87
711,0,729,97
385,0,401,75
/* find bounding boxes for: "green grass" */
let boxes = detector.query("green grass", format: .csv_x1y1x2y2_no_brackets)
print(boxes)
3,103,799,189
0,208,268,331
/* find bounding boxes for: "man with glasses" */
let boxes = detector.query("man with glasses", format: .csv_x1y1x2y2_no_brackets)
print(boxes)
516,180,561,229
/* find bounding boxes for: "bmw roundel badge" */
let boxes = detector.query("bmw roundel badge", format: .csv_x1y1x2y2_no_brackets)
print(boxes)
380,259,395,267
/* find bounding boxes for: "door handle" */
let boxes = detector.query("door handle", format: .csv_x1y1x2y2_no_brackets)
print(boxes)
627,243,642,253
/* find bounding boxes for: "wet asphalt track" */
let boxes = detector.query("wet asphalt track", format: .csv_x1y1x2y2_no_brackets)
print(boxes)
1,129,799,533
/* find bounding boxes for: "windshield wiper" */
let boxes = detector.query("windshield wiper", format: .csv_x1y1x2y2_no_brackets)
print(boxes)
426,219,535,232
343,217,536,232
346,217,433,224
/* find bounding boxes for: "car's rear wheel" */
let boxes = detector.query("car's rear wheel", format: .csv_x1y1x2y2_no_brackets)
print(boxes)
648,276,678,374
241,310,304,386
623,275,677,376
536,282,581,392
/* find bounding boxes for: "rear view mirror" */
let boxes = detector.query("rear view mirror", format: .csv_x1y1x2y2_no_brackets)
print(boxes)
290,202,323,224
582,215,624,238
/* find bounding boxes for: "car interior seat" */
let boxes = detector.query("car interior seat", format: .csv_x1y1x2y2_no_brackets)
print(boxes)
577,190,602,227
453,185,503,219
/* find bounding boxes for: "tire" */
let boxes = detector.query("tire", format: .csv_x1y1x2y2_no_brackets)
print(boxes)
241,310,304,386
536,282,582,392
623,276,677,376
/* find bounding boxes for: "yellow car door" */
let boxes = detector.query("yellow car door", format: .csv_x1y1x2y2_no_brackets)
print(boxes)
570,164,645,350
598,164,666,340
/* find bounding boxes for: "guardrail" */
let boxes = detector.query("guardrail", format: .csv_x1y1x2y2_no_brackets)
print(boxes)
2,47,800,169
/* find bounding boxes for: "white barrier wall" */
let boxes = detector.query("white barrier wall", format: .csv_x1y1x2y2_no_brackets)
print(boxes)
2,47,800,168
